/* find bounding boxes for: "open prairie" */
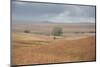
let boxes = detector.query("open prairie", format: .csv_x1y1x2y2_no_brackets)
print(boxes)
12,22,96,65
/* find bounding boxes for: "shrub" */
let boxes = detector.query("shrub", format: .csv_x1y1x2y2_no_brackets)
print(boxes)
24,30,30,33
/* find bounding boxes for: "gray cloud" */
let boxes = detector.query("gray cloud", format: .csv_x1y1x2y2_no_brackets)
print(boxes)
12,1,66,16
49,5,95,22
12,1,95,23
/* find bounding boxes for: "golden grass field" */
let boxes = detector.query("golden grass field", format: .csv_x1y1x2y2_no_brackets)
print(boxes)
12,32,96,65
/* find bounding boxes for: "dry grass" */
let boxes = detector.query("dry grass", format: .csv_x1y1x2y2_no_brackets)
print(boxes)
12,32,96,65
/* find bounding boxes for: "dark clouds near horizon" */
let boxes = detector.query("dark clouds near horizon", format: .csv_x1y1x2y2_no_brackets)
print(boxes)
12,1,96,23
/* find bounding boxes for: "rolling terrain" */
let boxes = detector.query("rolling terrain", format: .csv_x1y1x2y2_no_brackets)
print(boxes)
12,21,96,65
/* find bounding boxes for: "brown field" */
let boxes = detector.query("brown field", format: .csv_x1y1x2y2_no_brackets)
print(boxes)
12,32,96,65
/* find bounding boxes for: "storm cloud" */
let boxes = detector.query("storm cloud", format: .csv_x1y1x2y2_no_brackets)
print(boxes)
12,1,96,23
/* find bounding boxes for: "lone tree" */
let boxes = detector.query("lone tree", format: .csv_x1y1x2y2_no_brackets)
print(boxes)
52,27,63,40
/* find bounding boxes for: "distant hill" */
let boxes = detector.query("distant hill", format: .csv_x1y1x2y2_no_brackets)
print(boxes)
12,20,95,35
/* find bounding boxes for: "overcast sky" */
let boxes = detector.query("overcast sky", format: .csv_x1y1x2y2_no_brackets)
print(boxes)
12,1,96,23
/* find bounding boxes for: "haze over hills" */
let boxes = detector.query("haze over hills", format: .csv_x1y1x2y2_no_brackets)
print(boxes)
12,20,95,36
12,20,95,24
